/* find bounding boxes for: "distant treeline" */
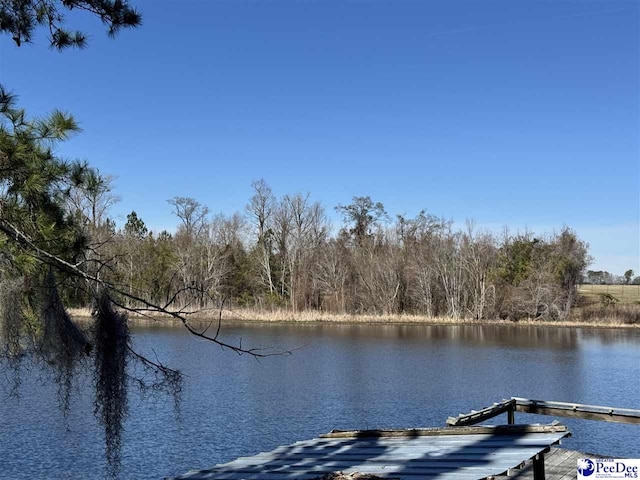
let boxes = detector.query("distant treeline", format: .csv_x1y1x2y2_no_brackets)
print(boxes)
583,270,639,286
62,179,590,321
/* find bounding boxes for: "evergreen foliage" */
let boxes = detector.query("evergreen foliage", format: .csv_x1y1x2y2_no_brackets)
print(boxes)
0,86,89,273
0,0,141,49
0,90,182,477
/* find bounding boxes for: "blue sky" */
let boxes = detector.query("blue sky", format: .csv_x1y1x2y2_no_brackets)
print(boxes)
1,0,638,274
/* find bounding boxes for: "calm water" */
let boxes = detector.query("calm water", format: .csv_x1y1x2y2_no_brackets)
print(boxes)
1,323,639,479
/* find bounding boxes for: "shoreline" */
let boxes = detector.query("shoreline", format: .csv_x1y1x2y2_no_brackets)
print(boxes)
68,308,640,329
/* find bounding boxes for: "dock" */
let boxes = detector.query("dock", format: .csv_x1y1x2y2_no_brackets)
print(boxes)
171,424,569,479
171,398,637,480
498,447,605,480
446,398,640,427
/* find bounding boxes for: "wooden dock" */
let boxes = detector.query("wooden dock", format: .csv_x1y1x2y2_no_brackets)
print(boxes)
170,424,569,480
171,398,634,480
498,447,607,480
446,398,640,427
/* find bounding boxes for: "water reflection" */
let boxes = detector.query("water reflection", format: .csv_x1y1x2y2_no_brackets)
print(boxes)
1,322,639,479
578,327,640,345
214,321,640,350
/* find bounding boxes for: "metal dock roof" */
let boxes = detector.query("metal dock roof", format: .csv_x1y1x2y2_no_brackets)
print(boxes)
171,424,569,480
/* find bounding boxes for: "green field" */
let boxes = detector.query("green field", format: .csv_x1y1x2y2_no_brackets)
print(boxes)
578,284,640,304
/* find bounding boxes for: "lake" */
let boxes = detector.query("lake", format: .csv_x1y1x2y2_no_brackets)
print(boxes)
1,323,639,479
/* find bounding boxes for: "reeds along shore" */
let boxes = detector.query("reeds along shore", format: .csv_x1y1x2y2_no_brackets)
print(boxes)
68,304,640,328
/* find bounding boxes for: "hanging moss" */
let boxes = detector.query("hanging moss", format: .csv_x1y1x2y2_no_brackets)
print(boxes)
93,292,129,476
2,273,181,477
0,278,27,395
39,271,91,412
0,278,25,358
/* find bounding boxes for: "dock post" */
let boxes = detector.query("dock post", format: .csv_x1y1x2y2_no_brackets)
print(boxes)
508,406,515,424
533,452,546,480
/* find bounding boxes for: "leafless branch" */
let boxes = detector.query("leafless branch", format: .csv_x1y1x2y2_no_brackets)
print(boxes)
0,217,292,358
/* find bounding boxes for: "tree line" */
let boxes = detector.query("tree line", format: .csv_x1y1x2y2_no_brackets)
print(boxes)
583,269,638,286
64,177,590,321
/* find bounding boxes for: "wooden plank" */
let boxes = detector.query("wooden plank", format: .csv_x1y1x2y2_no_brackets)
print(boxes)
212,462,538,473
223,449,551,465
242,434,564,462
495,448,612,480
310,433,566,445
221,436,568,463
208,461,531,476
513,398,640,425
545,449,575,470
208,437,563,478
219,452,548,471
322,424,567,438
179,470,529,480
176,471,330,480
376,431,566,443
177,450,553,480
275,432,566,446
446,399,517,426
217,459,544,474
172,444,581,480
172,425,569,479
225,434,568,461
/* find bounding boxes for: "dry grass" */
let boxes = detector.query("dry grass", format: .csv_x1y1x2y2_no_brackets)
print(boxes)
68,305,640,329
68,307,93,318
215,308,640,327
222,309,469,324
571,303,640,325
578,284,640,304
68,307,469,324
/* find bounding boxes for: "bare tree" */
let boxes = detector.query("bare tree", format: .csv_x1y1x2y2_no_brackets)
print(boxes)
168,197,211,309
246,179,276,295
271,194,329,310
316,239,349,313
352,236,403,314
431,224,466,319
168,196,209,238
66,171,120,294
199,213,244,305
461,222,497,320
398,212,442,316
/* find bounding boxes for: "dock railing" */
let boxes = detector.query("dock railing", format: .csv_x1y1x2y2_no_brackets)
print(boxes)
446,397,640,427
